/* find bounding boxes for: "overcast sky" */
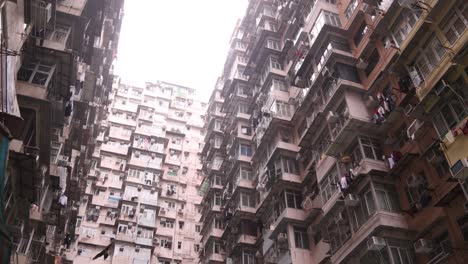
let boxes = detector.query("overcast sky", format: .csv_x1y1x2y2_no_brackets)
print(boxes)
115,0,248,101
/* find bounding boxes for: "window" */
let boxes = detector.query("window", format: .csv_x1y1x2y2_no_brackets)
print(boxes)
240,166,253,180
160,219,174,228
238,104,249,114
354,22,369,46
412,34,447,82
213,241,223,254
240,192,255,208
432,96,467,138
271,78,287,91
360,136,382,161
242,251,255,264
241,126,252,136
213,175,222,186
344,0,358,19
374,183,400,212
274,101,292,117
214,218,224,229
177,241,182,249
165,201,176,209
213,193,222,206
160,238,173,249
18,61,55,86
237,84,250,96
310,11,341,44
195,225,201,232
294,226,310,249
239,143,252,156
285,190,303,209
194,244,200,252
282,157,299,175
390,9,421,46
269,56,282,70
266,39,281,50
440,0,467,44
388,245,414,264
320,166,339,203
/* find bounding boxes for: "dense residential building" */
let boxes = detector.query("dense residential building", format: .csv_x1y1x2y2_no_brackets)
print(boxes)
1,0,124,263
70,79,205,264
200,1,468,264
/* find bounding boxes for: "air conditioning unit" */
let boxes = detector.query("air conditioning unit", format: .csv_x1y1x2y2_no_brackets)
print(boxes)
326,111,339,123
153,237,160,245
277,233,288,242
31,1,52,30
159,208,166,215
150,187,156,193
450,159,468,181
414,238,433,254
367,236,386,251
345,194,360,207
178,208,184,215
357,58,368,69
135,245,140,252
407,119,424,140
135,151,141,157
434,79,449,96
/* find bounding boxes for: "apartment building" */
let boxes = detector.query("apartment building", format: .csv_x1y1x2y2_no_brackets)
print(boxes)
1,0,124,263
68,79,205,264
200,0,468,264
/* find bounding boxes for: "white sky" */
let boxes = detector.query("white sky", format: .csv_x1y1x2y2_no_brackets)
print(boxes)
115,0,248,101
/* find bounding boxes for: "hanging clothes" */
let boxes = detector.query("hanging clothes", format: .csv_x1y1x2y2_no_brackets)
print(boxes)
59,195,68,206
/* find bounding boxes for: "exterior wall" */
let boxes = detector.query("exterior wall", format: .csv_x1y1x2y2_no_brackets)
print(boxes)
201,1,468,264
73,80,205,264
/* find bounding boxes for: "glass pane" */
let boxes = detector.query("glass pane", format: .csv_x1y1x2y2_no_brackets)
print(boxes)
32,72,49,85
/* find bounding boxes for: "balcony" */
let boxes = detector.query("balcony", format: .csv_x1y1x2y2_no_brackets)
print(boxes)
331,211,409,264
113,101,138,113
132,138,164,153
138,215,156,228
268,208,307,239
80,229,115,246
100,142,129,155
90,194,121,208
139,193,159,207
99,157,126,171
108,114,137,127
158,207,177,219
108,126,132,141
236,233,256,246
134,124,166,138
128,153,162,170
135,236,154,247
302,195,324,223
115,232,136,243
350,158,389,177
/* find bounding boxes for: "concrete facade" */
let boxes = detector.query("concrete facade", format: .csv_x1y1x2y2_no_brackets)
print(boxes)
200,1,468,264
70,80,205,264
